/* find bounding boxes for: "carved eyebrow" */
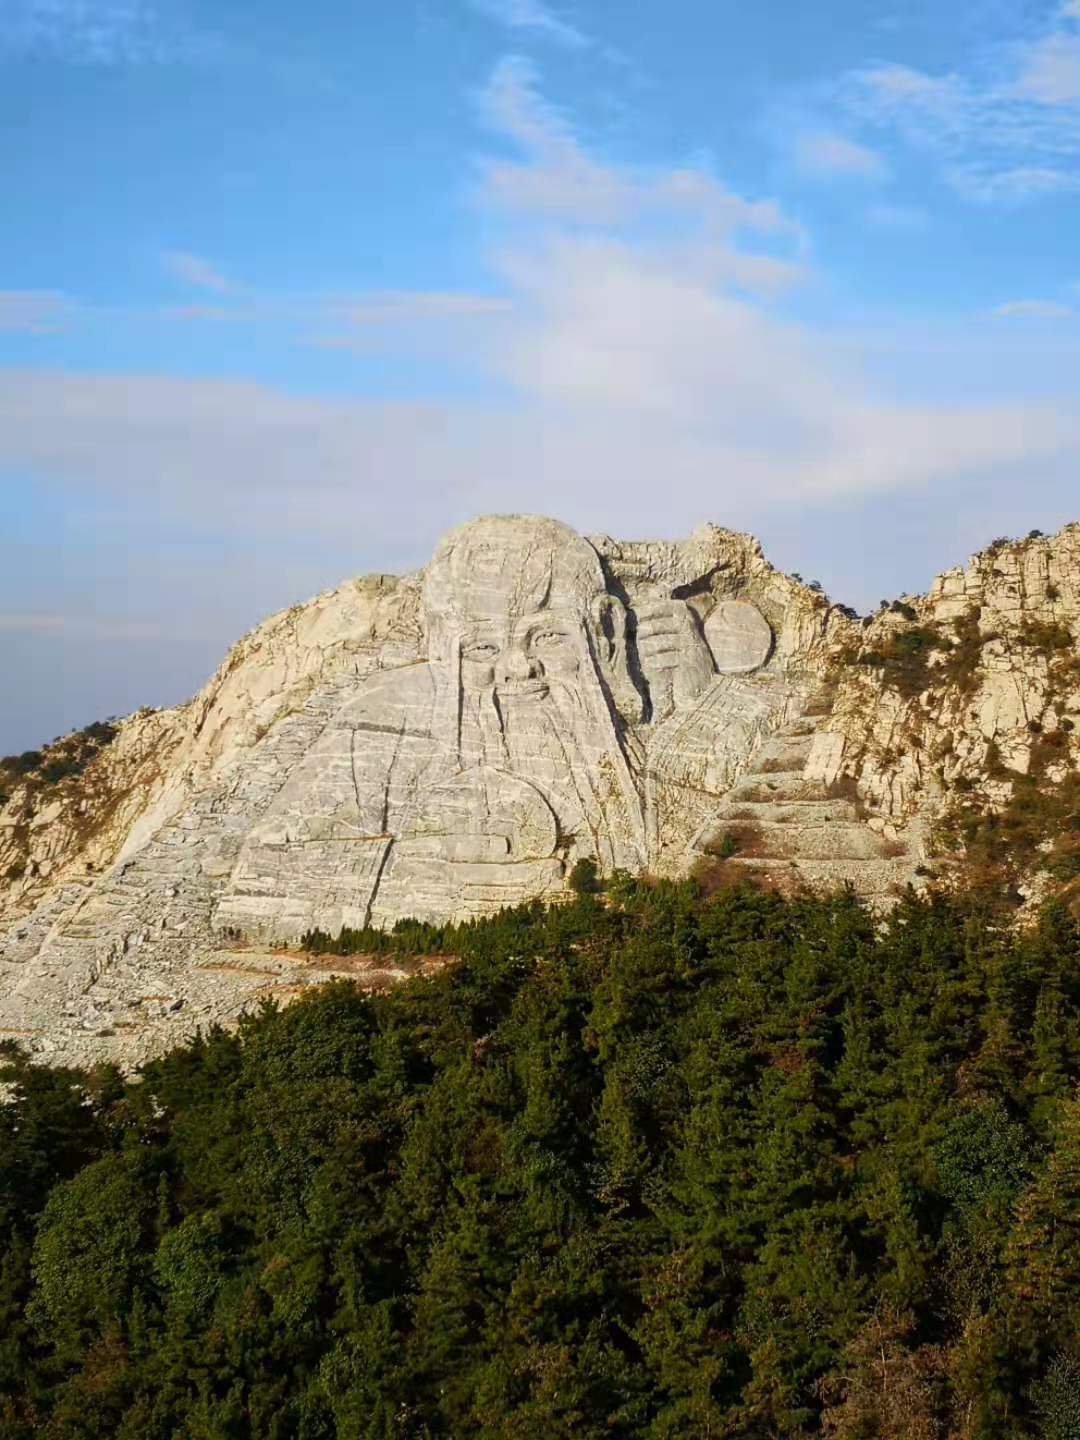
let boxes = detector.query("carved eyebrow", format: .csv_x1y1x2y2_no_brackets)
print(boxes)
529,625,573,641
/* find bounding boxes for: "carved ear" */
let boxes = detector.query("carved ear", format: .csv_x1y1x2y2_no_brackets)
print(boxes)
590,594,645,723
591,594,623,667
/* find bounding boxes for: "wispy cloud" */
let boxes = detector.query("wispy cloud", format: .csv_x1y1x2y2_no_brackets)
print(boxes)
479,55,806,281
795,131,889,180
0,291,73,334
468,66,1073,498
162,251,232,292
975,167,1080,200
340,291,512,323
0,611,162,640
466,0,588,49
994,298,1074,318
306,289,513,350
478,55,634,223
0,0,209,64
156,286,513,349
839,5,1080,203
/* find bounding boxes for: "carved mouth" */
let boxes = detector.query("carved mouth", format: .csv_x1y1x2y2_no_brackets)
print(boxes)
496,680,550,701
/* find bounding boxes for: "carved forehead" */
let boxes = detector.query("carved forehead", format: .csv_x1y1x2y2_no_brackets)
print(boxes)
423,515,607,621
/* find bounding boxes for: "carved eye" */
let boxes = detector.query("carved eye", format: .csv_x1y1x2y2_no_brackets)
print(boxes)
531,629,569,650
463,642,499,661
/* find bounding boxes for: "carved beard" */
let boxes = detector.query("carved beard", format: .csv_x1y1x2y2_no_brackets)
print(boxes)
451,671,588,773
496,669,649,871
498,677,607,859
498,673,586,764
427,628,646,871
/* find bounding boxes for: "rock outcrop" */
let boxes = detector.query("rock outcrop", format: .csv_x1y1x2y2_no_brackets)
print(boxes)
821,527,1080,896
2,515,1078,1069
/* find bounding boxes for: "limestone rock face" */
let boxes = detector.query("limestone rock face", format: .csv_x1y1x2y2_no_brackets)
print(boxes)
2,514,1078,1069
823,525,1080,828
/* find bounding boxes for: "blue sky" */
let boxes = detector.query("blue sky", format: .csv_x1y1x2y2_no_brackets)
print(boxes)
2,0,1080,750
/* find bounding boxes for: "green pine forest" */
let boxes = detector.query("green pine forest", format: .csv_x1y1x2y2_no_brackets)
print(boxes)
2,876,1079,1438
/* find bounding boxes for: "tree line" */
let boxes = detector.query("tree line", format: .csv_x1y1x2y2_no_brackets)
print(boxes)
1,877,1078,1437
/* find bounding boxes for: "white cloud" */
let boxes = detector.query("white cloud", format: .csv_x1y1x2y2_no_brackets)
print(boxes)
1,0,208,64
304,291,513,351
8,43,1080,748
2,64,1075,545
3,57,1078,750
994,299,1074,318
466,0,588,48
478,55,635,223
842,3,1080,204
0,291,73,333
967,165,1080,199
479,56,806,265
795,132,889,180
162,251,231,292
161,287,509,331
1016,32,1080,104
0,359,1070,552
853,62,965,122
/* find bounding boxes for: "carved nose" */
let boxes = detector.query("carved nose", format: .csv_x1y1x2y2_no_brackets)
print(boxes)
497,648,538,684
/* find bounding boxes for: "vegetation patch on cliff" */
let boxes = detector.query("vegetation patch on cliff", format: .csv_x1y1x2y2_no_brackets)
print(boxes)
937,743,1080,901
0,721,122,897
845,608,1076,710
0,720,118,798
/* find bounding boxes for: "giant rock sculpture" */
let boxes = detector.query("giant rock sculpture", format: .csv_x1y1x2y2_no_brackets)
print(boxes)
217,516,782,936
3,513,900,1066
8,514,1080,1069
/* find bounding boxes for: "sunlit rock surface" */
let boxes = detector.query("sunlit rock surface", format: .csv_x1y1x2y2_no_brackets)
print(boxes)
3,515,1078,1068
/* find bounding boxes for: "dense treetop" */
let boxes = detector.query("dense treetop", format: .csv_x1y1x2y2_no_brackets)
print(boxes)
1,877,1078,1438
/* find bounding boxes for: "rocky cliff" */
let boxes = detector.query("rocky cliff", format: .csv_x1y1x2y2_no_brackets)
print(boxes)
2,515,1077,1068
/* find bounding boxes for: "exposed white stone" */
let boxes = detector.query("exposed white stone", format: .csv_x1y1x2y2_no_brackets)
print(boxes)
705,601,774,674
804,731,846,786
4,515,1078,1069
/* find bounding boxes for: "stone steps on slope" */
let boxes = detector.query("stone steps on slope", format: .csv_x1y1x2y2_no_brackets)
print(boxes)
746,735,816,773
710,821,889,861
728,772,831,803
775,716,822,739
703,797,860,826
722,856,914,900
694,684,914,906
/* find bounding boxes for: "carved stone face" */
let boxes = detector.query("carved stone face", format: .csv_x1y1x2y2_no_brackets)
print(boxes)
459,613,584,701
425,516,619,725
